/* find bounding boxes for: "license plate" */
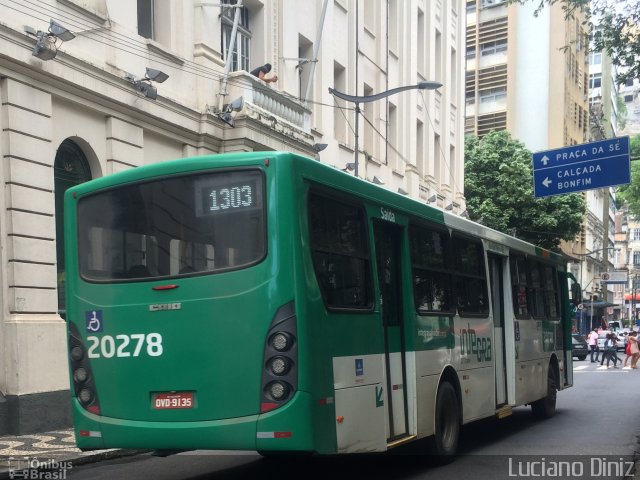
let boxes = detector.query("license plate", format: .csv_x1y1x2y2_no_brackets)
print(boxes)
152,392,194,409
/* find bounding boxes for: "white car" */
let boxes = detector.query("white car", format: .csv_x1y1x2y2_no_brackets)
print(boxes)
617,329,631,350
597,331,626,352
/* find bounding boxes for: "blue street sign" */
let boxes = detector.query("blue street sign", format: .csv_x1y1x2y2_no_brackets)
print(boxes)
532,137,630,198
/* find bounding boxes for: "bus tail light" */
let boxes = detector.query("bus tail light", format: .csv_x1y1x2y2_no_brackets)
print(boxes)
68,323,100,414
270,332,293,352
261,302,298,413
73,367,89,383
268,356,291,376
267,381,290,401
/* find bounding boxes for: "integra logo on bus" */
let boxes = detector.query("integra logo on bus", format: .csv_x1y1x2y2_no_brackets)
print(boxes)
460,324,492,362
149,303,182,312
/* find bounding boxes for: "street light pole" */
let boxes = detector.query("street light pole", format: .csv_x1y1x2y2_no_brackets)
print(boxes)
574,247,619,322
328,81,442,177
591,291,595,330
574,247,619,271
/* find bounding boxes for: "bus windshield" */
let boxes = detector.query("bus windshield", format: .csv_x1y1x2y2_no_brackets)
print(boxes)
77,169,265,281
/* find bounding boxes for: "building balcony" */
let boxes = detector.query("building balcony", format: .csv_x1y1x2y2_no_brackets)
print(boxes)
216,71,312,138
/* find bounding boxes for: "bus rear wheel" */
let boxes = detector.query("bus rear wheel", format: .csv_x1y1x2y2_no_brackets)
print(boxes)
531,365,557,419
426,381,460,463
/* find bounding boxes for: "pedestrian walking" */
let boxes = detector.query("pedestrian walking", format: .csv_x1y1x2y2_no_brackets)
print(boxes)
588,328,599,363
623,336,633,367
600,332,619,368
629,331,640,369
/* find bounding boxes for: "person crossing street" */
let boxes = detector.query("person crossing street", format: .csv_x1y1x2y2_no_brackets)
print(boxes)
600,332,619,368
627,331,640,369
588,328,599,363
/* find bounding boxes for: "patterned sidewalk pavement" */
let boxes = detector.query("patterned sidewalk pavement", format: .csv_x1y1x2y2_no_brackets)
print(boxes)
0,429,135,479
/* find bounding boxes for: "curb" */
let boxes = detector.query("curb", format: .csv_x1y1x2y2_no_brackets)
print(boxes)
0,449,149,479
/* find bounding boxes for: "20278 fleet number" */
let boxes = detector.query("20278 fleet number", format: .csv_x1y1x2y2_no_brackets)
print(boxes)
87,333,163,358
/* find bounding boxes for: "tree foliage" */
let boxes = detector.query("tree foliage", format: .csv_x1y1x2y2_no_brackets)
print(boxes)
513,0,640,84
615,134,640,213
465,131,586,251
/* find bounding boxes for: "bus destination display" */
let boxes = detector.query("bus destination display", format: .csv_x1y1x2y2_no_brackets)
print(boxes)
195,173,261,217
207,182,254,211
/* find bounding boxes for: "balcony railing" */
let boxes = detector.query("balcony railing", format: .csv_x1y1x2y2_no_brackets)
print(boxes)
219,71,312,133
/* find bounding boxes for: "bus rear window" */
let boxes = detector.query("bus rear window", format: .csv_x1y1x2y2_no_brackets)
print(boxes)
77,170,265,281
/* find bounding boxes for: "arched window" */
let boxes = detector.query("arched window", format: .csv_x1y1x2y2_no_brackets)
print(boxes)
55,139,92,318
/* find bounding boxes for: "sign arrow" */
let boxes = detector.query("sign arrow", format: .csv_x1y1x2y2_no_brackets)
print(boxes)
541,155,550,166
375,385,384,407
542,177,552,188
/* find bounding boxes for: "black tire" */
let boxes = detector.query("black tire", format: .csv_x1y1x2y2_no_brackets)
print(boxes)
426,381,460,463
577,355,586,361
531,365,557,419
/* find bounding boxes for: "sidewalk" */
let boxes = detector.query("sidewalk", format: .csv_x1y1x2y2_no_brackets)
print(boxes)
0,429,140,479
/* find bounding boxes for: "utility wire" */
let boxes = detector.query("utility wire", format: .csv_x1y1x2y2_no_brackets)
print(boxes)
359,110,412,166
10,0,467,190
10,0,430,181
331,97,356,136
5,0,344,111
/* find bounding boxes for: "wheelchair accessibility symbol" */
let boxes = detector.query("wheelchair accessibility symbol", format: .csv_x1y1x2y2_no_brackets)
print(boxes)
86,310,103,333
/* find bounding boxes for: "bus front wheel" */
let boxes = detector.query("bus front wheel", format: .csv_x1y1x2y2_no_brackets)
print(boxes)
426,381,460,462
531,365,557,419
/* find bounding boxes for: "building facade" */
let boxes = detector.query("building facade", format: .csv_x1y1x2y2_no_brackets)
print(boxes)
0,0,465,433
619,77,640,136
465,0,625,332
465,0,589,150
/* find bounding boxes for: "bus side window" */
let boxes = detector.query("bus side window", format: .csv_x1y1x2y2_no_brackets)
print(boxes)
452,236,488,316
308,193,373,310
510,254,530,318
409,224,454,314
529,260,546,319
543,265,560,319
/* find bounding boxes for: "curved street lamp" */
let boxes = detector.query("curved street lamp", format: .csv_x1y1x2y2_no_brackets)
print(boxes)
328,81,442,177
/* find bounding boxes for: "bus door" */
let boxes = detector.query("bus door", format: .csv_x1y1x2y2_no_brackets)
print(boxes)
488,253,508,406
373,221,408,441
560,271,573,388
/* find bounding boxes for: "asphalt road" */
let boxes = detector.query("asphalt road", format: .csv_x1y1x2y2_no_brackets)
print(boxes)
68,360,640,480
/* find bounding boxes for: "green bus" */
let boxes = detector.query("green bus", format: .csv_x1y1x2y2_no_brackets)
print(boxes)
65,151,576,458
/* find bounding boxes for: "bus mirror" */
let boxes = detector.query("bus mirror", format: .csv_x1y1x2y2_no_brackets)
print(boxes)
571,282,582,306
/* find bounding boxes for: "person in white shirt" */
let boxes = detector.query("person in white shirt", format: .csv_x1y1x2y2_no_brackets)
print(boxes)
588,328,599,363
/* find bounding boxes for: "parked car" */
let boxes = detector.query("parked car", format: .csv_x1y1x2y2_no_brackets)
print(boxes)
572,334,588,361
